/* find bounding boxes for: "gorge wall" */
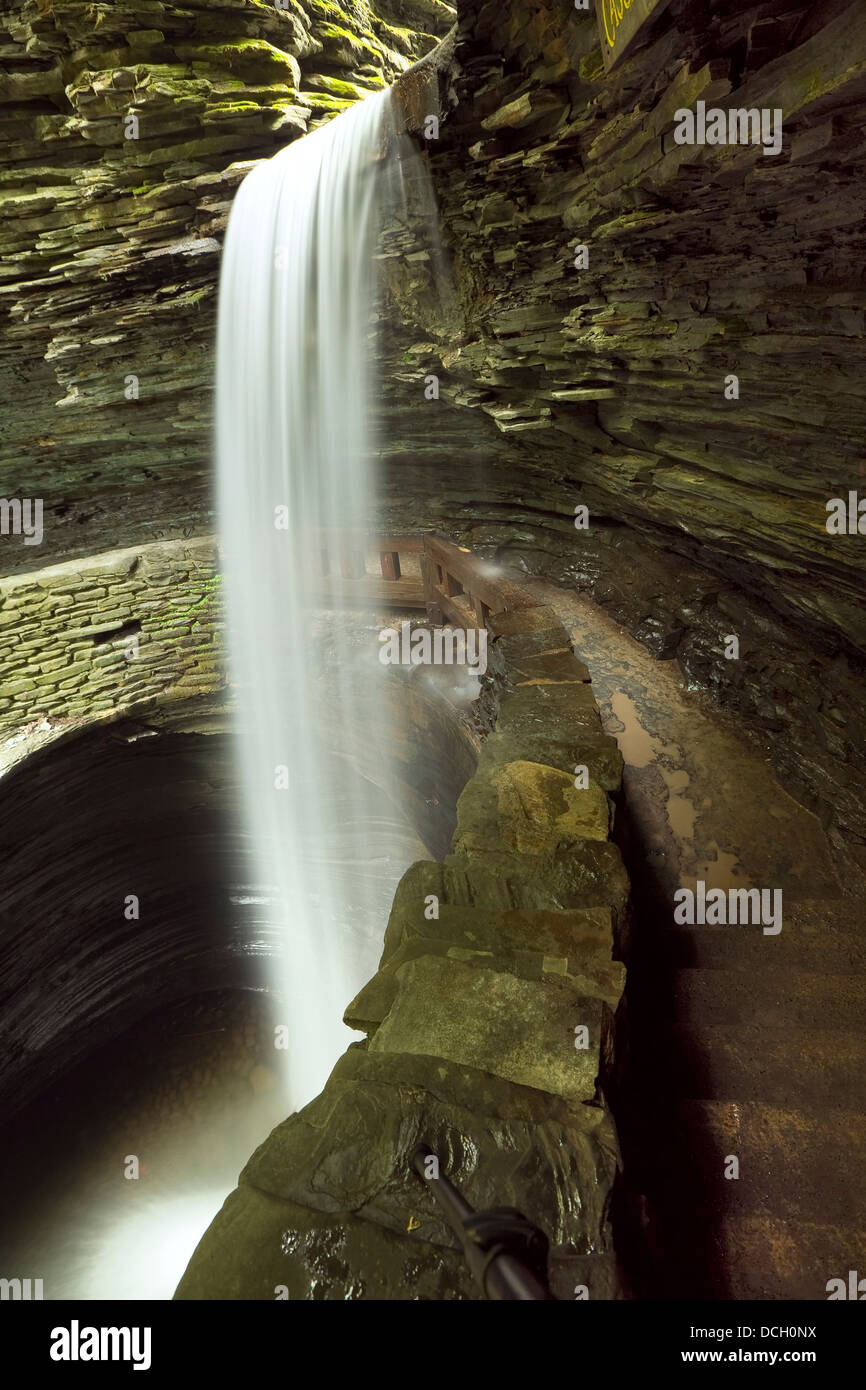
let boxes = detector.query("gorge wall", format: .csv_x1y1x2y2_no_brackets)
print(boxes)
3,0,865,855
378,0,866,850
0,0,453,567
2,0,865,1304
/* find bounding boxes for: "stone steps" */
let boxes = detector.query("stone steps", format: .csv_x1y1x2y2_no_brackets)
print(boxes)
672,1100,866,1231
670,966,865,1030
631,883,866,1299
663,921,866,974
708,1216,866,1302
667,1023,866,1109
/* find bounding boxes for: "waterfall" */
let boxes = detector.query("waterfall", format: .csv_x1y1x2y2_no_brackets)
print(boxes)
216,89,415,1109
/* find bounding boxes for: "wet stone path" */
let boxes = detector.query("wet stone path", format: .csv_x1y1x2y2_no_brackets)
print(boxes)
532,579,866,1300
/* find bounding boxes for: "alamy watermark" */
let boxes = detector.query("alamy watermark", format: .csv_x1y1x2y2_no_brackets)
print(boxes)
673,101,783,157
673,880,782,935
378,620,488,676
0,497,43,545
50,1321,151,1370
826,491,866,534
0,1276,43,1299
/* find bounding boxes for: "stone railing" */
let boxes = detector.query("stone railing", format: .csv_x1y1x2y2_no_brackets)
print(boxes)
175,570,630,1302
0,538,223,738
0,531,548,745
309,530,536,625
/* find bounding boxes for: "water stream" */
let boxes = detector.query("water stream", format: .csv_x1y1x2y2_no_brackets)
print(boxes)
217,89,422,1108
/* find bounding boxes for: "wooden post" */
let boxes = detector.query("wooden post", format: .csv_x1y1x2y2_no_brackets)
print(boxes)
420,544,445,625
380,550,401,581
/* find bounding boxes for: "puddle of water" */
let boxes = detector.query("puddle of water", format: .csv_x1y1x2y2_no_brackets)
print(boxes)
609,690,663,769
686,846,748,893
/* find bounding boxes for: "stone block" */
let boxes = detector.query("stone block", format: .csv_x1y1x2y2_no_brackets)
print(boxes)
369,954,606,1102
454,757,611,855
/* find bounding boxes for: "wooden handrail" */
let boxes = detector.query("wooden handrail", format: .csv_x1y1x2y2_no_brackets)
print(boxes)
309,531,539,629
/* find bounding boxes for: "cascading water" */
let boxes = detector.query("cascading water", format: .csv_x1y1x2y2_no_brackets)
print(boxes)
217,89,421,1109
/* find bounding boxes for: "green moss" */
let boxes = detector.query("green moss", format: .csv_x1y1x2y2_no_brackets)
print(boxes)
578,50,604,83
304,0,355,23
185,287,212,307
298,91,355,113
318,23,383,63
147,574,222,631
174,40,299,84
203,100,262,113
250,0,307,17
371,18,417,55
303,74,367,100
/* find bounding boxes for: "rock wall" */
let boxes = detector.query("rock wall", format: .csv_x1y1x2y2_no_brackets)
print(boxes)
2,0,864,1299
0,0,454,571
4,0,863,843
0,538,222,728
375,0,866,846
176,590,629,1300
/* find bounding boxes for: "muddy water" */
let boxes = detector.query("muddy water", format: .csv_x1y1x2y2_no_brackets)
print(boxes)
531,580,843,906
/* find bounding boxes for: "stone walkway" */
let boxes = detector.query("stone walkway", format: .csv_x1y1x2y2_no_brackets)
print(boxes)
534,579,866,1300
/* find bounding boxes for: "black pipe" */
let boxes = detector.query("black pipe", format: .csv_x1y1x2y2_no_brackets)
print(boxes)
411,1144,555,1300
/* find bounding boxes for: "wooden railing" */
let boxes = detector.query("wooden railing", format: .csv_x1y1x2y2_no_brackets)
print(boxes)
421,534,536,628
313,532,534,627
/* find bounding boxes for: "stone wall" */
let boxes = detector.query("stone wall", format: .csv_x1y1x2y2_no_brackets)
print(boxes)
176,588,630,1300
0,538,223,731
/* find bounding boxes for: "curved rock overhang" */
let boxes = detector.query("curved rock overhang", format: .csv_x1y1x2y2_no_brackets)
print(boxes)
0,588,480,1117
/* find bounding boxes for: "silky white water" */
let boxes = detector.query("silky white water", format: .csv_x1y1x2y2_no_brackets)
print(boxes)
217,89,416,1109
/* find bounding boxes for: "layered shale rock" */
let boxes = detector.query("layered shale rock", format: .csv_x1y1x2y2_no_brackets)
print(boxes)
0,0,453,569
4,0,864,843
376,0,866,845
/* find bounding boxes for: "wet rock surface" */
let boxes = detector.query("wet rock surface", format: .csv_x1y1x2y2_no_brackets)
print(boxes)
176,590,628,1300
3,0,864,845
542,582,866,1299
2,0,865,1307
